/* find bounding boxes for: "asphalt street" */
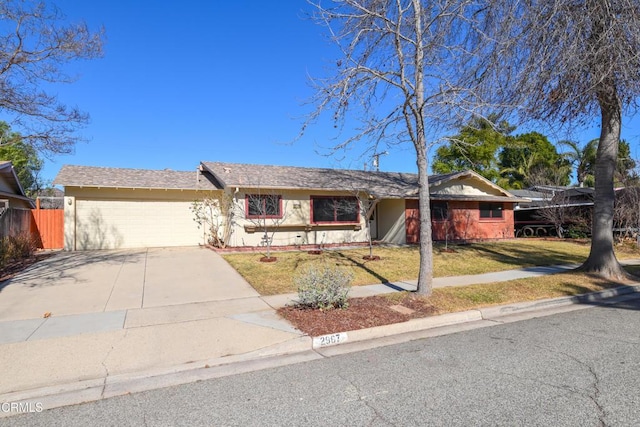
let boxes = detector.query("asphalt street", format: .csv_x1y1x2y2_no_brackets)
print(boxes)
3,297,640,426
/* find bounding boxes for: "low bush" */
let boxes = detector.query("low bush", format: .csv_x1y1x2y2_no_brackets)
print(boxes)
294,264,353,310
0,233,37,268
566,226,589,239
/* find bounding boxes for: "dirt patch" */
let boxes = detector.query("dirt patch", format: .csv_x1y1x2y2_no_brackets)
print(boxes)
278,294,438,337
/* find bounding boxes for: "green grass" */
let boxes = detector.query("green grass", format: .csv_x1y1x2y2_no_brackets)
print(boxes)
222,239,640,296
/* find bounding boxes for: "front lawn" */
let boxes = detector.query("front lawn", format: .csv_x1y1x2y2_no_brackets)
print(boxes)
222,239,640,295
280,269,638,336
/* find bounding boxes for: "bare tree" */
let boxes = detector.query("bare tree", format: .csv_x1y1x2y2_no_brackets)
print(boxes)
191,192,236,248
305,1,490,295
613,187,640,242
613,163,640,244
534,192,578,239
472,0,640,279
350,190,378,259
0,1,104,154
245,192,288,260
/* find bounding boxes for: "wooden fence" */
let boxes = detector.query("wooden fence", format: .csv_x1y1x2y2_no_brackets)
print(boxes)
0,208,34,240
31,206,64,249
0,200,64,250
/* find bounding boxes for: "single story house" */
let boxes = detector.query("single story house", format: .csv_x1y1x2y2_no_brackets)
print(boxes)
54,162,527,250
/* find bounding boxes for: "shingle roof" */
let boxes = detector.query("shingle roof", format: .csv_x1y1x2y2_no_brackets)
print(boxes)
201,162,526,201
53,165,219,190
53,162,528,201
201,161,420,198
510,189,548,199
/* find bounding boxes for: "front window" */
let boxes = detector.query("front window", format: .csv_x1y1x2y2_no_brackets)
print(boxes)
246,194,282,218
311,196,358,223
480,202,503,219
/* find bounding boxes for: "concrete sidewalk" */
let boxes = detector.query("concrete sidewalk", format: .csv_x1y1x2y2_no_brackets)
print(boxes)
1,257,640,417
261,261,616,307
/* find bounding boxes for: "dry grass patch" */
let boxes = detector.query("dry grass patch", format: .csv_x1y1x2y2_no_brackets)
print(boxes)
223,239,639,296
428,272,631,313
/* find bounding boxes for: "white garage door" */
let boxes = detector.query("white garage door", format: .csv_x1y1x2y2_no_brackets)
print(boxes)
74,199,204,249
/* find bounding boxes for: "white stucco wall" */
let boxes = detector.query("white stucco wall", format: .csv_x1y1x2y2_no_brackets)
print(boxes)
226,189,370,247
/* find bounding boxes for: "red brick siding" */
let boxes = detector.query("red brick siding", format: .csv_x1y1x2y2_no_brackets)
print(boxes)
410,200,515,242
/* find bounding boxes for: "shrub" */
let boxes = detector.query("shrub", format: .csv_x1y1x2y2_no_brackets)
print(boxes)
294,264,353,310
566,226,589,239
2,233,36,263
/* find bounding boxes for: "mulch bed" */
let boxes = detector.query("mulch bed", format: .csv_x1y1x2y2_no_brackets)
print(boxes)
278,294,438,337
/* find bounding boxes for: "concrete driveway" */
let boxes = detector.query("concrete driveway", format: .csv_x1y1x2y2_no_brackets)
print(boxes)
0,247,307,398
0,247,260,321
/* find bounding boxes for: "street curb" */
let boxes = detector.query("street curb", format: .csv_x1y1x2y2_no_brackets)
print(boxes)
2,285,640,417
478,283,640,319
0,336,314,418
311,310,483,349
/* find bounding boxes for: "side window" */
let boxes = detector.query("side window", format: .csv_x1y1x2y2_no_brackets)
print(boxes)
479,202,503,219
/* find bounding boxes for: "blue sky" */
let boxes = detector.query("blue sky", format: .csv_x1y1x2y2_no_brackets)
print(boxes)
32,2,640,185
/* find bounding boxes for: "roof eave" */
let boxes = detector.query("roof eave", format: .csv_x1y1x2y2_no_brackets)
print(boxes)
0,190,36,208
58,184,218,192
430,194,530,203
199,162,229,189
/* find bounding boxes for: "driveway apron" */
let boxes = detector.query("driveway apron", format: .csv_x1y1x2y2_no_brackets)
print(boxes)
0,247,260,321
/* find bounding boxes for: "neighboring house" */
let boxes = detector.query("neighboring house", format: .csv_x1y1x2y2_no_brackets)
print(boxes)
0,161,35,210
54,162,527,250
511,186,595,237
0,161,36,239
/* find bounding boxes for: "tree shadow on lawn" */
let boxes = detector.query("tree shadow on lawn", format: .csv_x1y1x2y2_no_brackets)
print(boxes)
462,243,587,268
331,251,390,284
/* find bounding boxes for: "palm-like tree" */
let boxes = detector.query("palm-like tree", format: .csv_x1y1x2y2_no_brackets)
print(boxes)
559,139,598,188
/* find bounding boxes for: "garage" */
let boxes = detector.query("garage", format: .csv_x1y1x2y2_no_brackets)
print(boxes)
54,165,221,250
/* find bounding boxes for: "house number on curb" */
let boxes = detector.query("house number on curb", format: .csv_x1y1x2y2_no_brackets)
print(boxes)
313,332,348,348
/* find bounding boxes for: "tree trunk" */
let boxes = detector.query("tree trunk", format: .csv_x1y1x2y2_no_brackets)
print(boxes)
415,149,434,295
412,0,433,296
580,90,627,279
